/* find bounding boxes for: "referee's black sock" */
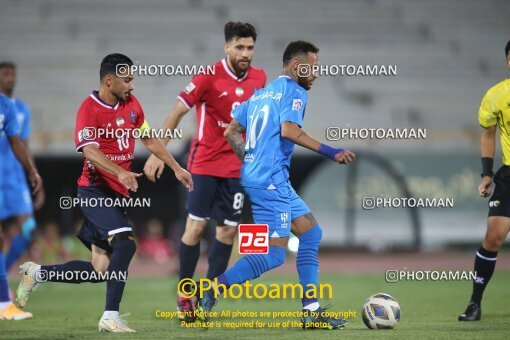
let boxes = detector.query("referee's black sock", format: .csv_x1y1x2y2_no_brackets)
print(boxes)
105,239,136,312
179,241,200,281
206,239,233,279
41,261,105,283
470,246,497,305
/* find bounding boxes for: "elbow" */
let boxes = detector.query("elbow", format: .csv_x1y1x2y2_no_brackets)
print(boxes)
281,125,292,140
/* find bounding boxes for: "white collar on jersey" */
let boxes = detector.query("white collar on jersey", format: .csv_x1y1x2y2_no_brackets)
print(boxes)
90,91,119,110
221,58,249,82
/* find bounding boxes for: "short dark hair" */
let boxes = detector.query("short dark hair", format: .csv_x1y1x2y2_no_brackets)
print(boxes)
99,53,133,80
224,21,257,42
0,61,16,70
505,40,510,57
282,40,319,66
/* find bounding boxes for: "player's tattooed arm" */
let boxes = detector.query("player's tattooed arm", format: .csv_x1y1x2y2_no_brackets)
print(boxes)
224,118,246,161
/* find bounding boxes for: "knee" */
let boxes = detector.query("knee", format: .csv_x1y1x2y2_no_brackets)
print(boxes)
216,227,236,244
182,219,207,244
484,231,505,251
111,232,137,258
267,247,286,269
298,225,322,244
91,260,109,274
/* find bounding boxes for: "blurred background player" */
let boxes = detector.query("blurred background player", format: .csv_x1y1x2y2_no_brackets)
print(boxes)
0,93,43,320
0,62,46,273
143,21,266,320
459,40,510,322
16,53,193,332
198,41,355,330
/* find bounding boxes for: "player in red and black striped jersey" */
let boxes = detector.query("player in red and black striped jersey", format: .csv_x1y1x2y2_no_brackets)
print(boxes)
143,22,266,321
16,54,192,333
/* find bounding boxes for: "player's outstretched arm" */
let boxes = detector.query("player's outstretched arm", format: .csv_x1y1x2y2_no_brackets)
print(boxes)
281,121,356,164
144,101,189,182
224,118,246,161
479,125,496,197
140,137,193,192
8,135,43,194
83,144,142,192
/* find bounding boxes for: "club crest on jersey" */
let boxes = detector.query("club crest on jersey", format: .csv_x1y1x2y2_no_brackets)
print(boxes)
130,110,136,123
184,82,196,94
235,87,244,97
116,117,125,127
292,98,302,111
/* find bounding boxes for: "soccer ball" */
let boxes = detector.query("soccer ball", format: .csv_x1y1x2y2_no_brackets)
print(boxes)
361,293,400,329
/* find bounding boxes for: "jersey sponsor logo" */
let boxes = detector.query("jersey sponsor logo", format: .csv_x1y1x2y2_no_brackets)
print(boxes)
238,224,269,254
235,87,244,97
489,200,500,207
292,99,303,111
218,91,228,98
217,120,229,128
116,117,125,127
184,82,196,94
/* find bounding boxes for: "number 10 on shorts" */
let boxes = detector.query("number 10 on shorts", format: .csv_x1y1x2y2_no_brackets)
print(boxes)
238,224,269,254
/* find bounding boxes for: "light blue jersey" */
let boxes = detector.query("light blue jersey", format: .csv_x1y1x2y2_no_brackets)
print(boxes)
0,94,33,219
0,96,31,173
233,75,307,189
232,76,310,237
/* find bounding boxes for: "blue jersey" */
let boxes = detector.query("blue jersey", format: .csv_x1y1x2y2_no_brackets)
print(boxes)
0,94,21,187
233,75,307,189
0,96,30,175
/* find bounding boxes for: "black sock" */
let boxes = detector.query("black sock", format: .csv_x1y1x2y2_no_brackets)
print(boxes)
206,239,233,279
470,246,497,304
105,239,136,311
179,241,200,281
41,261,104,283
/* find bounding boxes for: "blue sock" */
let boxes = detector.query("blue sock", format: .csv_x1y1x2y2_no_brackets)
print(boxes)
6,235,30,270
219,246,286,293
6,218,36,270
296,225,322,307
0,253,10,302
207,239,233,279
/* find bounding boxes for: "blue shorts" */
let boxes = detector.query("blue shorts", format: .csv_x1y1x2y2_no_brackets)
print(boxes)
186,174,244,227
76,186,132,252
0,166,33,220
244,181,310,238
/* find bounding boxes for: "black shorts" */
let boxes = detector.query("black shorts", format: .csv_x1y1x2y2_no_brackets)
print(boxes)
76,186,132,252
186,174,244,227
488,166,510,217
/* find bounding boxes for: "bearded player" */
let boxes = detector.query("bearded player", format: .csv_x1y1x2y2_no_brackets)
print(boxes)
143,21,266,321
16,53,193,333
198,41,355,330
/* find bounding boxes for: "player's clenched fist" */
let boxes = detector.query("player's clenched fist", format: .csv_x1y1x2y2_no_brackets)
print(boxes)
334,150,356,164
143,155,165,182
478,176,492,197
118,170,143,192
175,168,194,192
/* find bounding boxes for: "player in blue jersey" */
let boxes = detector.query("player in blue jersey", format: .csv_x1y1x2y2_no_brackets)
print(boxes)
0,62,45,273
197,41,356,330
0,92,43,320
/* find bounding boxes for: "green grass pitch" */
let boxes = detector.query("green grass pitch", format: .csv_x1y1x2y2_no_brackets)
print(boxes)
4,272,510,339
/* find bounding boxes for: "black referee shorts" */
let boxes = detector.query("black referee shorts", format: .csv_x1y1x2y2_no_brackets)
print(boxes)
488,166,510,217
